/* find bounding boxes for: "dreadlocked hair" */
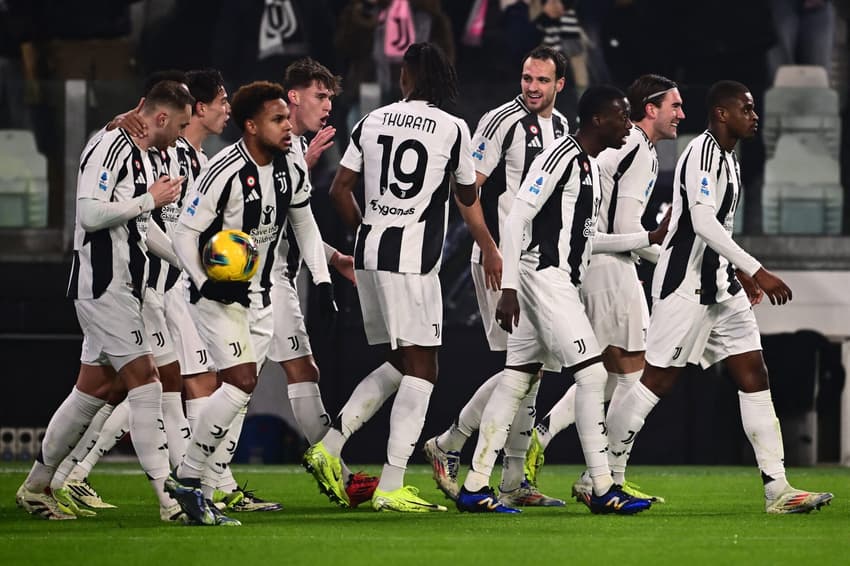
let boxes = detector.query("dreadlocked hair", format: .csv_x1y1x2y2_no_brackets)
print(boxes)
403,42,458,108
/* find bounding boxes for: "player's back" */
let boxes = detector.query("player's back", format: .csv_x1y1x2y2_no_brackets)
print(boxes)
344,99,475,274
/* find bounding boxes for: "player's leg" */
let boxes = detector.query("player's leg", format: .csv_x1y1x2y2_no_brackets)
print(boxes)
16,363,112,520
716,299,832,513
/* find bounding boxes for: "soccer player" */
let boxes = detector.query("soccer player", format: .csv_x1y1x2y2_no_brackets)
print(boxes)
167,81,335,526
604,80,834,514
455,85,666,514
15,80,192,521
269,57,380,507
422,45,569,507
525,74,685,502
305,42,483,513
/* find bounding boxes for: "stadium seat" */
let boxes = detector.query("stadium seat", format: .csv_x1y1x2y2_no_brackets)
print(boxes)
0,130,48,228
762,134,842,234
773,65,830,88
763,83,840,161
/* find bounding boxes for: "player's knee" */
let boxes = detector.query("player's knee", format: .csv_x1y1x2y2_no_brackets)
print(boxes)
281,357,320,384
642,365,678,397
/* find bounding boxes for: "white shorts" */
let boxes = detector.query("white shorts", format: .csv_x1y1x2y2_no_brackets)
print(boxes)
580,254,649,352
355,269,442,349
189,296,274,371
471,262,507,351
76,286,151,371
506,258,601,370
141,287,178,367
268,277,312,362
645,291,762,369
164,282,215,375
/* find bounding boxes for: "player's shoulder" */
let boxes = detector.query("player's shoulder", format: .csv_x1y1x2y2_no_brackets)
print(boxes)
538,133,581,173
684,130,721,170
194,140,248,193
476,95,529,139
89,128,135,168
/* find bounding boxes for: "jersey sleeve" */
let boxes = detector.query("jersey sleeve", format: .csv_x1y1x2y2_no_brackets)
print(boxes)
289,151,313,208
77,133,131,202
470,109,506,178
339,114,367,173
178,164,230,233
617,144,656,204
685,141,720,209
453,119,477,186
514,141,573,214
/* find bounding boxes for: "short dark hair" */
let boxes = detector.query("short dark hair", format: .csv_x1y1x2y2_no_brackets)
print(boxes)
626,74,678,121
143,80,194,113
403,42,458,109
577,84,627,126
706,80,750,116
142,70,187,97
185,69,226,114
230,81,286,131
523,46,567,80
283,57,342,95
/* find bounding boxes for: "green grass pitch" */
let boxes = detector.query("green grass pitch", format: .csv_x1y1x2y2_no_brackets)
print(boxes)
1,463,848,565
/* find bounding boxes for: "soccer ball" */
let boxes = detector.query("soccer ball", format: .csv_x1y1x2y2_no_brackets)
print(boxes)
202,229,259,282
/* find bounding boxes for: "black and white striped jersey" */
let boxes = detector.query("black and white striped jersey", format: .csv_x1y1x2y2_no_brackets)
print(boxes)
67,128,155,300
514,134,600,286
178,139,310,306
470,95,568,263
341,99,477,274
145,147,181,294
595,124,658,235
277,133,310,280
652,131,743,304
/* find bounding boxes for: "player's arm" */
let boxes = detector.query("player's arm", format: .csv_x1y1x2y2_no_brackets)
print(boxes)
304,126,336,170
593,204,668,253
329,165,362,230
288,205,337,322
78,168,182,232
614,196,661,263
146,219,181,268
324,242,356,286
454,183,501,290
106,98,147,138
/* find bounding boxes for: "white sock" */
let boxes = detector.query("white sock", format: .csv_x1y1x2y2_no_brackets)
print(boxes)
202,406,246,498
178,382,250,479
377,376,433,492
162,392,189,469
606,370,642,418
573,363,613,496
288,382,331,444
738,389,789,499
185,396,210,433
465,369,532,492
606,380,659,485
436,370,501,453
25,387,104,492
323,362,403,459
536,383,576,451
126,381,172,506
51,403,114,490
500,380,539,492
338,362,403,438
69,400,129,481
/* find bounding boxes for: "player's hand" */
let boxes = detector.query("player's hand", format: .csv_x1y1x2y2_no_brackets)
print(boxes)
495,288,520,333
752,268,792,305
648,206,671,245
200,280,250,307
736,269,764,305
149,175,184,207
110,98,147,138
316,282,338,330
482,246,503,291
330,251,356,286
304,126,336,170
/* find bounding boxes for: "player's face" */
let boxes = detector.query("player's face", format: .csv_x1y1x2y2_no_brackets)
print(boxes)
251,98,293,154
156,105,192,150
725,92,759,140
520,57,564,116
600,97,633,149
202,87,230,135
653,88,685,141
291,81,333,134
